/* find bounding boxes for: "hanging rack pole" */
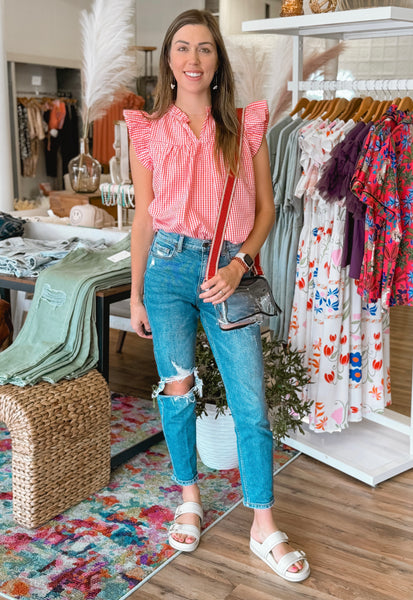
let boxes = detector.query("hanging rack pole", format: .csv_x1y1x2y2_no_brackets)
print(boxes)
287,78,413,92
291,36,304,106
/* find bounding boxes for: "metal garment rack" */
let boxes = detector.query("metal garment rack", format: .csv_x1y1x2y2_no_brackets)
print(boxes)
242,6,413,486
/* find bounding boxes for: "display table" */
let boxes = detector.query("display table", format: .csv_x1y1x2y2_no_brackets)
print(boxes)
1,217,130,382
0,274,164,469
49,189,117,220
0,221,162,469
0,274,130,382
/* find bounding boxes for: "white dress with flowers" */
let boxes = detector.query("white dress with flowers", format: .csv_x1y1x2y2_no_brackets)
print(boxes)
288,121,391,433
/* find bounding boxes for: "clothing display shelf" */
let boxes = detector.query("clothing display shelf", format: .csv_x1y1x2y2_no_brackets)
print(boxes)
242,7,413,486
243,6,413,106
100,183,135,231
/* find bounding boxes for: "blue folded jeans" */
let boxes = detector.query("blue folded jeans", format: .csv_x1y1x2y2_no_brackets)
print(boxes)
145,230,274,509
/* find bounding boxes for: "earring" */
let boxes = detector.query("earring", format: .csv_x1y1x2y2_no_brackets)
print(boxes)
170,77,176,90
212,72,218,91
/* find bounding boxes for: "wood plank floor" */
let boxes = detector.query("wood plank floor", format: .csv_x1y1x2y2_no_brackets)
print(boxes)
108,309,413,600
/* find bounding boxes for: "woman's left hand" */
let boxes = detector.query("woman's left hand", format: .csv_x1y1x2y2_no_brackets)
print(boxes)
199,260,245,305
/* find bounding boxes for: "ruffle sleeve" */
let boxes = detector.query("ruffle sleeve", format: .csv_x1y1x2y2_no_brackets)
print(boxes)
123,109,153,171
243,100,269,157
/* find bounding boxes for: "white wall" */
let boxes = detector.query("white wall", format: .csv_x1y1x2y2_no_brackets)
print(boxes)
4,0,279,73
220,0,280,37
134,0,204,76
0,0,13,211
4,0,203,72
4,0,93,67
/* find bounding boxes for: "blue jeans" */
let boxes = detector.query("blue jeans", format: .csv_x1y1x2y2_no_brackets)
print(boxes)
144,230,274,509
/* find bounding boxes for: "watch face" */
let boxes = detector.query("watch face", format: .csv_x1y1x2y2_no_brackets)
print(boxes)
244,254,254,268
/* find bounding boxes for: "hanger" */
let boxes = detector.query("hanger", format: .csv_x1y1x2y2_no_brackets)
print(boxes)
300,99,318,119
362,99,381,123
320,97,340,120
308,99,329,120
371,99,393,121
290,97,310,117
352,96,374,122
340,97,362,122
397,96,413,112
327,97,349,122
16,94,77,108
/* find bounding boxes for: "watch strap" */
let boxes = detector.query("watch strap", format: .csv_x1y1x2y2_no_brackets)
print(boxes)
232,256,249,273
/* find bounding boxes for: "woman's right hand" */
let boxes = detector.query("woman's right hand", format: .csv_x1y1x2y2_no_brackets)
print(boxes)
130,300,152,339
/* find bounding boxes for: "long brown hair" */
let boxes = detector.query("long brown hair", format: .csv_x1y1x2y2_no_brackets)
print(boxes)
151,9,239,173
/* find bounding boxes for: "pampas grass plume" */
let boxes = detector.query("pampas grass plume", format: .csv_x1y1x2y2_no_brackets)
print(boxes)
80,0,137,136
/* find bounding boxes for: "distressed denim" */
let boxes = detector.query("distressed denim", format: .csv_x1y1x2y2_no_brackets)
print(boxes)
145,230,274,509
0,236,108,278
0,235,131,385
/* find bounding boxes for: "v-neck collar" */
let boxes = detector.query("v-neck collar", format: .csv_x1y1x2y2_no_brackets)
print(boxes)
170,105,213,140
170,104,212,123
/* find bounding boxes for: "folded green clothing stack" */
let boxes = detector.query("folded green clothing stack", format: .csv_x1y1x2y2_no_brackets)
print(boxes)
0,235,131,386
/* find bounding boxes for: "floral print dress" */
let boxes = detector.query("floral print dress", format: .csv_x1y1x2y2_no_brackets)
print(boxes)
351,106,407,307
289,119,391,433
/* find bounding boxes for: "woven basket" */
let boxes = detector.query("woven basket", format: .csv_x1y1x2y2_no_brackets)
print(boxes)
196,403,239,470
0,369,111,528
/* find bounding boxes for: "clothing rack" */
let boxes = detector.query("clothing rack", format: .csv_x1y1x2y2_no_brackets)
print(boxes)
16,94,77,104
243,7,413,486
100,183,134,231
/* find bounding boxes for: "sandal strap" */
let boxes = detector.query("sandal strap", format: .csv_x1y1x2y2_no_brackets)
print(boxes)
175,501,203,522
170,523,200,539
277,550,307,575
261,531,288,557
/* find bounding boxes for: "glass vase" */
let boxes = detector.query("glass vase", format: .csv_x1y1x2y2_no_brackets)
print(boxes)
68,138,101,193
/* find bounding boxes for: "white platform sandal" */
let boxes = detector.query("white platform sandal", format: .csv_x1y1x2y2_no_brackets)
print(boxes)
169,501,204,553
250,530,310,583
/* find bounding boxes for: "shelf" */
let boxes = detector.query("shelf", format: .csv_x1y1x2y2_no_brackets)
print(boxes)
283,417,413,486
242,6,413,40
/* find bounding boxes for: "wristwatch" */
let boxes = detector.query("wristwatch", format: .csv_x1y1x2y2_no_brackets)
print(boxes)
234,252,254,272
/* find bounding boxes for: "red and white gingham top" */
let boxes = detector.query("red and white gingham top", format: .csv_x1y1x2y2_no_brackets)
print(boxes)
124,100,269,243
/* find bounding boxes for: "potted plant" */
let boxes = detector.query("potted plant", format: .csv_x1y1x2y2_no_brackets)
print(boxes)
195,327,237,470
195,326,312,470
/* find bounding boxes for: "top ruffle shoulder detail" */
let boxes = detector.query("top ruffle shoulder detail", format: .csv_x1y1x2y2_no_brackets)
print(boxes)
123,109,153,171
243,100,269,157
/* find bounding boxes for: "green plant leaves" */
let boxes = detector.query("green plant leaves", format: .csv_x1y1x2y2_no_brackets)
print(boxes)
195,325,313,441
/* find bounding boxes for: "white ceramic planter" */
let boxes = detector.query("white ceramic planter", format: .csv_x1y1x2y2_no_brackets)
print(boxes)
196,402,239,470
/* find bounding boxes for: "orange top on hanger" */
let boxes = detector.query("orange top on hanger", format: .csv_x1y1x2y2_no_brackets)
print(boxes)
93,92,145,165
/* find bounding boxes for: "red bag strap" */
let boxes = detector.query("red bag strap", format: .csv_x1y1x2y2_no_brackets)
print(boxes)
205,108,263,281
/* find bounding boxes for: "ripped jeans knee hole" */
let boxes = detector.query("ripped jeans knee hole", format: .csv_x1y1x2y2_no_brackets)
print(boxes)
152,366,203,401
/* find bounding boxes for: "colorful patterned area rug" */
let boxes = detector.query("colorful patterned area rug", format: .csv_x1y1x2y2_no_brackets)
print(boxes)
0,393,298,600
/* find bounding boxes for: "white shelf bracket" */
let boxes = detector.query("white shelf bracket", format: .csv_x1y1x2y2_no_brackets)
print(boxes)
292,36,303,107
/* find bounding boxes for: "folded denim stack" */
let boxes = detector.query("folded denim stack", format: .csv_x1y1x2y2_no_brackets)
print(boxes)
0,212,25,241
0,235,131,386
0,236,108,278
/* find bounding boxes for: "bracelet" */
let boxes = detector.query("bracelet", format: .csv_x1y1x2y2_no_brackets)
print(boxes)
232,256,249,273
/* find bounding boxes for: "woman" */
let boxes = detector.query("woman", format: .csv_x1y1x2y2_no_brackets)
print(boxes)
124,9,310,583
